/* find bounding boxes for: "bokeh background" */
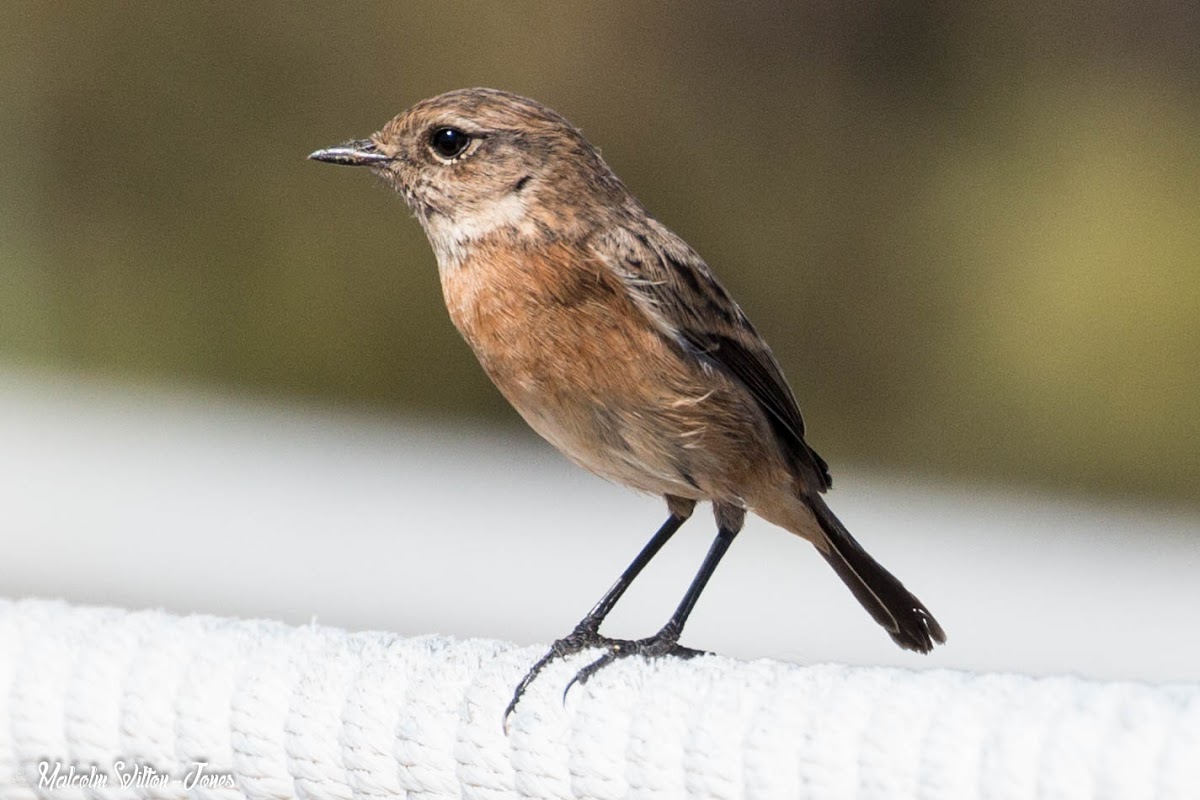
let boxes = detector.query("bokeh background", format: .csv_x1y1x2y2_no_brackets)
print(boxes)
2,3,1198,679
5,1,1199,504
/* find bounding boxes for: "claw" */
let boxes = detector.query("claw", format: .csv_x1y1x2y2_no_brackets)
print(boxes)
503,622,613,731
504,622,714,733
566,651,618,695
562,626,711,699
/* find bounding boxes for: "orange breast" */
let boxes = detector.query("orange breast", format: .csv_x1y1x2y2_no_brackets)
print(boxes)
441,239,663,412
436,237,785,502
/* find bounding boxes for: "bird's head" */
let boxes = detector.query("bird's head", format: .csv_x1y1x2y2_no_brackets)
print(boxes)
310,88,628,267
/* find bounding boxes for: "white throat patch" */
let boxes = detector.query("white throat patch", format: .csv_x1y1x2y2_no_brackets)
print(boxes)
424,193,533,271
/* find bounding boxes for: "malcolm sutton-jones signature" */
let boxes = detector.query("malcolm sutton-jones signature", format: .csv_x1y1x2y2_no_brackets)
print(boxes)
31,759,236,791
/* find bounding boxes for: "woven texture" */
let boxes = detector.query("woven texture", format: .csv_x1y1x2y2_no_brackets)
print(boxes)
1,599,1197,799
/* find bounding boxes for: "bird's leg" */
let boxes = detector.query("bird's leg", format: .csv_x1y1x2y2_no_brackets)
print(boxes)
504,497,694,725
566,503,744,692
575,497,697,637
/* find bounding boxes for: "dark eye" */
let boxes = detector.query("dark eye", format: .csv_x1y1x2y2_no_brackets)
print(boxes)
430,127,471,159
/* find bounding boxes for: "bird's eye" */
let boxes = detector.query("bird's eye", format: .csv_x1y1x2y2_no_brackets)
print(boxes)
430,127,471,159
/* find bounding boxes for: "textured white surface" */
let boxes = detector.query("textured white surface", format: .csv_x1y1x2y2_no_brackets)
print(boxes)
2,367,1199,686
2,599,1199,799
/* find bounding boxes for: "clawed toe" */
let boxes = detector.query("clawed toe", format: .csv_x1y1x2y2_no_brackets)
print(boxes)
565,627,708,695
504,623,710,730
666,643,708,660
503,624,615,727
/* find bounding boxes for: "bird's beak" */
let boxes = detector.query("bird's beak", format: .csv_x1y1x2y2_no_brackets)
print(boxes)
308,139,393,167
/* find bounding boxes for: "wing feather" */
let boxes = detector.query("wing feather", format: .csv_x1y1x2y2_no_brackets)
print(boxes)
594,221,832,491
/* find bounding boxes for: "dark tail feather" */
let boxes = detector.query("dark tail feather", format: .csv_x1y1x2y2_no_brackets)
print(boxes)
807,493,946,653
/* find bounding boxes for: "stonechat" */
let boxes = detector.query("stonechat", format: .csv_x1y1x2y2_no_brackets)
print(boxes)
310,88,945,720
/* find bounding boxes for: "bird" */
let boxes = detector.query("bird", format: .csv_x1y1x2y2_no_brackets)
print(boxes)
309,87,945,721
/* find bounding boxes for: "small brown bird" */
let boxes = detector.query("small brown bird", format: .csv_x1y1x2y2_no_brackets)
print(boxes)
310,88,945,718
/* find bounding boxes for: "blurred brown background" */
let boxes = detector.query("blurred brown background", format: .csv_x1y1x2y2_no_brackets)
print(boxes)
2,2,1197,506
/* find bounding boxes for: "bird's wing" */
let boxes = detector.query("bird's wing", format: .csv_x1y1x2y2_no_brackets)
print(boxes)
593,220,832,491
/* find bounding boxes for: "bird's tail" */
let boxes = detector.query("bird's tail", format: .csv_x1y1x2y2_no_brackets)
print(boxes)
807,492,946,653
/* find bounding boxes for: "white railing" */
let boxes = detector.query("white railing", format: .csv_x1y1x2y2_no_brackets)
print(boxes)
1,599,1196,799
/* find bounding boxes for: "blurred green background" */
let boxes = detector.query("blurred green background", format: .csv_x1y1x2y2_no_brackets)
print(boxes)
2,2,1197,505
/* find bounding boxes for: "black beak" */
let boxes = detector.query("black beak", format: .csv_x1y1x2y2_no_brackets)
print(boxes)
308,139,393,167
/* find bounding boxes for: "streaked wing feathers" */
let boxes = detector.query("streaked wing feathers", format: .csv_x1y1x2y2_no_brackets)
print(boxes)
594,221,832,491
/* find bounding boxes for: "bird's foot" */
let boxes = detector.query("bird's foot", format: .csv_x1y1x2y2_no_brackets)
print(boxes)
503,620,708,729
504,621,607,727
564,621,707,696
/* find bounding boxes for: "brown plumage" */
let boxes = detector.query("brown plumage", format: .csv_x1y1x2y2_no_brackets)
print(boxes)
310,88,945,721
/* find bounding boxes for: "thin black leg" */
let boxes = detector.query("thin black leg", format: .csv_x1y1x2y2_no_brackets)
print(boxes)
503,502,694,727
579,510,690,631
566,520,741,691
